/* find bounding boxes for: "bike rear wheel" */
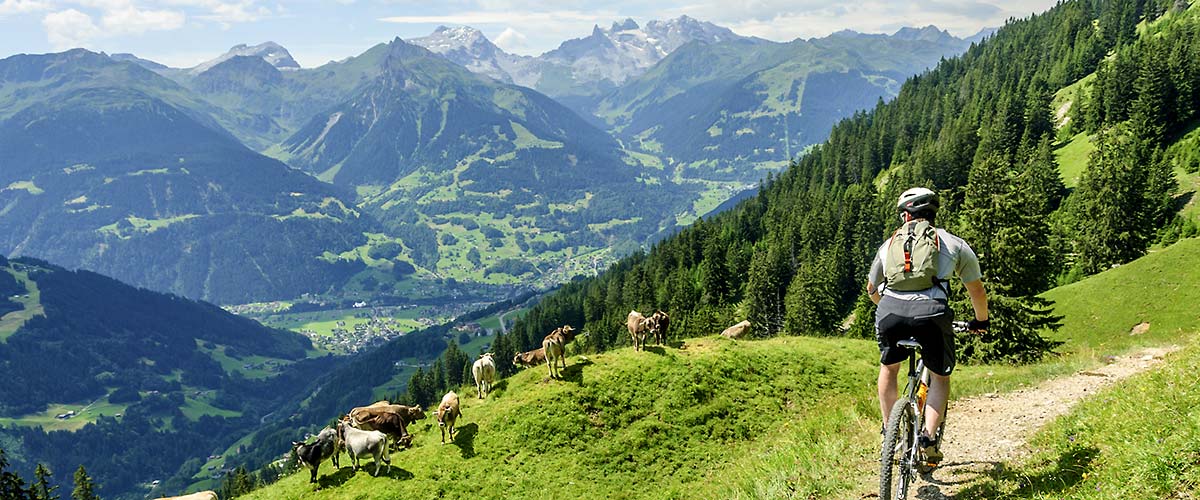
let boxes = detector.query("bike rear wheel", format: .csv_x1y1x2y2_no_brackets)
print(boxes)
880,397,917,500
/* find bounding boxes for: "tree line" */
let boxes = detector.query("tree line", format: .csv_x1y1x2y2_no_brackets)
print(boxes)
455,0,1200,371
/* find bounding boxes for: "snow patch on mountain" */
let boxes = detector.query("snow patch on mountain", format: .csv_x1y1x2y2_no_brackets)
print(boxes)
191,42,300,75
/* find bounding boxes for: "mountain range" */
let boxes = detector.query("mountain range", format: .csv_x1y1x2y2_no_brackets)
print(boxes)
0,50,371,304
0,18,983,306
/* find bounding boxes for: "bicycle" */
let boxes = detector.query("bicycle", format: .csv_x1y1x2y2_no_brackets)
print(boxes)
878,321,968,499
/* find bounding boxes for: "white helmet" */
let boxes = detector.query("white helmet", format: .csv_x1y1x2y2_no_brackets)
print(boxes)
896,187,939,214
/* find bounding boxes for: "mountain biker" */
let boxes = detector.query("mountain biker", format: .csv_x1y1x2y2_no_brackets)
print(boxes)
866,187,989,464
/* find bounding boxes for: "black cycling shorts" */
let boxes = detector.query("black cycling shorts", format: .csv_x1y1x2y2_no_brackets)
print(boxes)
874,296,955,376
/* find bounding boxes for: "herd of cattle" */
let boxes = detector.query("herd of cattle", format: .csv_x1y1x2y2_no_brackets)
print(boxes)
159,309,765,498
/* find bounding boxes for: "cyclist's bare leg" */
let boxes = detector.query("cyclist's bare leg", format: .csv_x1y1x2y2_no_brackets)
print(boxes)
878,362,902,424
924,372,949,437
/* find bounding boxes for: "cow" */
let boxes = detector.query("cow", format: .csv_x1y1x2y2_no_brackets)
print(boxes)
513,347,547,368
437,391,461,445
349,402,425,435
337,420,390,476
543,334,565,379
627,310,651,351
647,310,670,346
156,492,218,500
546,325,577,344
472,353,497,399
721,320,751,340
291,427,340,483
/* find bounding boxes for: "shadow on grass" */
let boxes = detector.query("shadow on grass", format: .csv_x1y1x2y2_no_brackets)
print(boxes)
317,462,414,488
949,445,1099,499
644,345,667,356
558,357,594,385
453,422,478,458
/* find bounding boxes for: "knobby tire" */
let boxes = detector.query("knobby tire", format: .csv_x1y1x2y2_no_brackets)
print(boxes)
880,397,916,500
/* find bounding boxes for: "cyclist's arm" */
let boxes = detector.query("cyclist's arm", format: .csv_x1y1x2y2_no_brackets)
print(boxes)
964,279,988,322
867,280,882,305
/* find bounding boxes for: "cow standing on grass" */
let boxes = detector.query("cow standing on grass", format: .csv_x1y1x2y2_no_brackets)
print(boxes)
473,353,497,398
648,310,670,346
437,391,461,444
337,420,390,476
291,427,340,483
541,325,577,379
627,311,651,351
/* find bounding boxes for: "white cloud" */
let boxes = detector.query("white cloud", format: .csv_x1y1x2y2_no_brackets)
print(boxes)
163,0,271,25
43,8,101,48
0,0,51,16
101,4,185,33
493,26,527,51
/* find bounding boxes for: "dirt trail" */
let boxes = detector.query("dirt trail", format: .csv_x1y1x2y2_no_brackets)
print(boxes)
864,345,1180,499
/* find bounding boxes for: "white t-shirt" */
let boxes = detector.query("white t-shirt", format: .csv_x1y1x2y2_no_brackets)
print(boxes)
868,227,982,301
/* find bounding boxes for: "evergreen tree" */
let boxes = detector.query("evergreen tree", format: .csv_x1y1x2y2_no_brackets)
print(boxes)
700,238,730,305
71,466,98,500
0,448,34,500
744,240,791,337
1068,126,1153,275
1130,42,1174,146
32,464,57,500
783,254,841,336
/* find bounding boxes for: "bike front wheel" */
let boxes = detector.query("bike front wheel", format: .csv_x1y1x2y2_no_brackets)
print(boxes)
880,397,917,500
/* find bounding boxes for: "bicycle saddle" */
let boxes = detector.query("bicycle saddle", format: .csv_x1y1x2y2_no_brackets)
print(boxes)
897,339,922,349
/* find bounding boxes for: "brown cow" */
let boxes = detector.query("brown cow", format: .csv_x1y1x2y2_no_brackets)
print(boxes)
647,310,670,346
513,347,547,367
347,402,425,451
543,334,565,379
540,325,577,379
627,310,651,351
157,492,218,500
436,391,461,445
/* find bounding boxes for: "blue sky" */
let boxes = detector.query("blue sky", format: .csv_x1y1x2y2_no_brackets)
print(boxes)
0,0,1058,68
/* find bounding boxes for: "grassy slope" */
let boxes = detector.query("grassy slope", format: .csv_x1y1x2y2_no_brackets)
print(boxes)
243,236,1200,500
242,336,885,500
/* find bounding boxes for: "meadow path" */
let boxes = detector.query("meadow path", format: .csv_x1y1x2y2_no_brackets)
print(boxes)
863,345,1179,499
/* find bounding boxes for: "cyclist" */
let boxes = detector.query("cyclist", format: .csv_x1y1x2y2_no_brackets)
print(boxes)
866,187,989,464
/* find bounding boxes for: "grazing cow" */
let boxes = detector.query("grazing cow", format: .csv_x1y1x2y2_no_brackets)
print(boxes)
648,310,670,346
156,492,218,500
513,347,546,367
437,391,461,444
721,320,751,339
291,427,340,483
337,421,390,476
472,353,497,399
627,310,651,351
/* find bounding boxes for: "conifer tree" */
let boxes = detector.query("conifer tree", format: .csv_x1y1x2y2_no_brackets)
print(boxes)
32,464,57,500
1068,126,1153,275
71,466,98,500
0,449,34,500
783,253,841,336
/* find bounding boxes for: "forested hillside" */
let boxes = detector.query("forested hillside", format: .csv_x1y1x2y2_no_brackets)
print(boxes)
0,258,340,498
490,0,1198,370
0,50,373,304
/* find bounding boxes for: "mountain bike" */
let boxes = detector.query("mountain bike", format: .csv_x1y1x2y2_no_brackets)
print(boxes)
878,321,968,499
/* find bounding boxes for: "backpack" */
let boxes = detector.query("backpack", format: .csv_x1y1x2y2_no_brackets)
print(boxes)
884,220,943,292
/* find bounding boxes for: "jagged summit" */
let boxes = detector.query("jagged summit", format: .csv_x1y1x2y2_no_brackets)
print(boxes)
892,25,957,43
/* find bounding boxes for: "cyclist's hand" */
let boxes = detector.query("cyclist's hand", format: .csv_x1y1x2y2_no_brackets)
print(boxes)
967,318,989,334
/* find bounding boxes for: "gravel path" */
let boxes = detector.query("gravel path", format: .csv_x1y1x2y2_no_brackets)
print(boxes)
862,345,1180,499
